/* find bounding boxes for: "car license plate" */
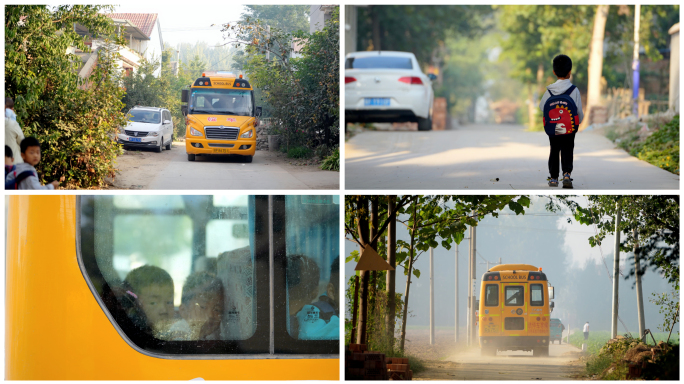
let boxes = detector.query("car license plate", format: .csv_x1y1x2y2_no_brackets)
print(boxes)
364,98,390,106
213,148,230,154
129,137,142,142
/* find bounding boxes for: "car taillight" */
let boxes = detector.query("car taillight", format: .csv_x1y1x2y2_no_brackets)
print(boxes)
398,76,423,85
345,77,356,84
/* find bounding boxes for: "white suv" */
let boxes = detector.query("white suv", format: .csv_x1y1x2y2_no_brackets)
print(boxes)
118,106,174,152
345,51,435,131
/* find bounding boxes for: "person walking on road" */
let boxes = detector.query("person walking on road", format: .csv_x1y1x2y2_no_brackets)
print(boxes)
540,54,584,189
583,321,590,340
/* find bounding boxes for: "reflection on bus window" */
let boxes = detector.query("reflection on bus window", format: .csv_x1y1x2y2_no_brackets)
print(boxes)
484,284,498,306
285,196,340,341
504,286,524,306
90,195,256,342
530,284,544,306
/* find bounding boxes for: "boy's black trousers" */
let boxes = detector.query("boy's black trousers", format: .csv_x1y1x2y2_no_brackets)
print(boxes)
548,132,576,178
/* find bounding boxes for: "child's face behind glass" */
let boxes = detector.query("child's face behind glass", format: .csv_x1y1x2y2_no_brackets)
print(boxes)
138,284,175,329
181,292,224,338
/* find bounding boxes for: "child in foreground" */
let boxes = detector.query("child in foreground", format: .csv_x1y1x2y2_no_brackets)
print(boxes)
5,137,59,189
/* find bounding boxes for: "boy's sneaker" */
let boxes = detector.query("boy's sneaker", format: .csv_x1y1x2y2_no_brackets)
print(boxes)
562,173,573,189
548,177,559,187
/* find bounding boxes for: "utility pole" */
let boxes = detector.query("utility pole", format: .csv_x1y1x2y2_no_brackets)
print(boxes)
611,202,622,339
632,5,641,117
634,229,646,341
429,247,435,345
471,223,477,344
455,243,459,343
467,230,472,347
386,196,396,349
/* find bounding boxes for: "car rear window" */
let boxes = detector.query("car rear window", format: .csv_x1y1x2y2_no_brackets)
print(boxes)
345,56,413,69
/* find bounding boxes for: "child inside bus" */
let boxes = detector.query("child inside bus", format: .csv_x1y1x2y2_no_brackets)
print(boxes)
287,254,321,339
303,256,340,340
123,265,176,338
170,271,224,341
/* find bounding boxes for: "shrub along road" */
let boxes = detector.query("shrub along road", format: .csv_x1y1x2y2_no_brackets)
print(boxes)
109,142,339,190
345,123,679,190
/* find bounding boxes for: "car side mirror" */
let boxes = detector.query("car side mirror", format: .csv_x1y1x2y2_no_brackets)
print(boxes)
181,89,189,103
428,73,437,81
164,119,171,125
255,106,262,117
181,105,188,116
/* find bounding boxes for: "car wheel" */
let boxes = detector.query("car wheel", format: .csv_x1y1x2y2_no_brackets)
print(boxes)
156,137,163,153
243,155,253,163
165,138,171,151
187,153,196,161
417,117,432,131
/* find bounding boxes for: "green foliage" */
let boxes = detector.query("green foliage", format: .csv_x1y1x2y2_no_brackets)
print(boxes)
633,115,680,175
286,146,311,159
547,195,679,289
650,291,680,341
356,5,490,65
225,7,339,151
320,147,339,171
5,5,127,188
122,57,168,111
241,5,310,34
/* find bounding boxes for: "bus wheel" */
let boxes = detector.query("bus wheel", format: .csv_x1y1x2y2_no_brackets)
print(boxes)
243,155,253,163
533,346,549,357
481,346,496,356
188,153,196,161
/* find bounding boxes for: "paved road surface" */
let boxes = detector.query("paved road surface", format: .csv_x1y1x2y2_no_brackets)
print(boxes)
111,142,339,190
345,124,679,190
414,343,584,381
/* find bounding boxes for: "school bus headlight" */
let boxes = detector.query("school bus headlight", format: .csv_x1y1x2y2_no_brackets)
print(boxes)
240,129,253,139
190,127,203,137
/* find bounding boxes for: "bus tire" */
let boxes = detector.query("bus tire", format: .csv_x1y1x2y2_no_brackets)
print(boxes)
533,346,549,357
481,346,496,356
243,155,253,163
187,153,196,161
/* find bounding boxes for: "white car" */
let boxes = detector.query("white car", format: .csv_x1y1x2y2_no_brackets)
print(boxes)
345,51,435,131
118,106,174,152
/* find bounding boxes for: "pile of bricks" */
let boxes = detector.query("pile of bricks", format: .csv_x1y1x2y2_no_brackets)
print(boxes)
345,344,413,380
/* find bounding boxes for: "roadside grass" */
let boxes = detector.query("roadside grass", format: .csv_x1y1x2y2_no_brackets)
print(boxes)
320,147,339,171
286,146,312,159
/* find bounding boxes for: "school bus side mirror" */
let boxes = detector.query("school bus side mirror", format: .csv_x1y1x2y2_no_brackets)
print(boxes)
181,105,188,116
550,301,555,312
181,89,189,103
548,286,555,300
255,106,262,117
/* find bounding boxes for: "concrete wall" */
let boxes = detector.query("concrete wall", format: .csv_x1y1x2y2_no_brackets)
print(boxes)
669,23,679,113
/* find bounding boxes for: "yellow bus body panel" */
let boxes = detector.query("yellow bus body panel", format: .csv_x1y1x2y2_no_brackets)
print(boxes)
6,195,338,380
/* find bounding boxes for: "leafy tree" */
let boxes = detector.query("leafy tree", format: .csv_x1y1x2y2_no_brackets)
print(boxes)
223,7,340,153
121,57,168,111
5,5,127,188
242,5,309,34
547,195,679,289
345,195,531,351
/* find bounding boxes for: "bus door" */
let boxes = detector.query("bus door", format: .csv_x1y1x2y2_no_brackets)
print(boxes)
501,282,527,337
527,282,549,338
481,283,501,336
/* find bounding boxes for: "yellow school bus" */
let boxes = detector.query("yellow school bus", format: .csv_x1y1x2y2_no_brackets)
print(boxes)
6,195,339,380
478,264,554,357
181,71,260,163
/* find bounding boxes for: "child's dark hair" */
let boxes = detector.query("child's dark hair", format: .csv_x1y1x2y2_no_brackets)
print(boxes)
329,256,339,282
181,271,223,305
5,145,13,158
124,265,174,294
287,254,320,292
553,55,572,78
20,137,40,154
5,97,14,109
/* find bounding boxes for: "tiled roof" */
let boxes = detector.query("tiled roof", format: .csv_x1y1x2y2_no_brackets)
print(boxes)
106,13,158,38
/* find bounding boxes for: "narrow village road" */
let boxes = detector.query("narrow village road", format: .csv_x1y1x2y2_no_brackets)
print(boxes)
345,123,679,190
109,142,339,190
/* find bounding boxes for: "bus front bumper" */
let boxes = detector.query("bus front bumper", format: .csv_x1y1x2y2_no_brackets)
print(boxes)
185,138,257,156
480,336,549,351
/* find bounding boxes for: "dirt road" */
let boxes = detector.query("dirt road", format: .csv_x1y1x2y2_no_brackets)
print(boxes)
402,328,584,381
345,123,679,190
108,142,339,190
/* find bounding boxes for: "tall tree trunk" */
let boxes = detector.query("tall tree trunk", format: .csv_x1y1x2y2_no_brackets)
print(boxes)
356,197,370,345
386,195,397,352
399,199,418,352
368,196,379,347
370,6,382,51
582,5,610,131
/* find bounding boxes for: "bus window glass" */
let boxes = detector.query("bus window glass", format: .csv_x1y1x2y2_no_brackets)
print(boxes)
284,196,340,341
530,284,544,306
82,195,260,353
190,89,253,116
484,284,498,306
504,286,525,306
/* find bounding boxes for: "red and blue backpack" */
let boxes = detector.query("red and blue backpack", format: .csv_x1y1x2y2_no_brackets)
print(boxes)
542,85,580,136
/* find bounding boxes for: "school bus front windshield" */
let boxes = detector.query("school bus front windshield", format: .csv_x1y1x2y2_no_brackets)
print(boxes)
190,89,254,117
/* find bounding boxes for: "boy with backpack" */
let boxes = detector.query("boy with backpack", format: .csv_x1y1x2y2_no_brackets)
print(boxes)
539,54,584,189
5,137,60,189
